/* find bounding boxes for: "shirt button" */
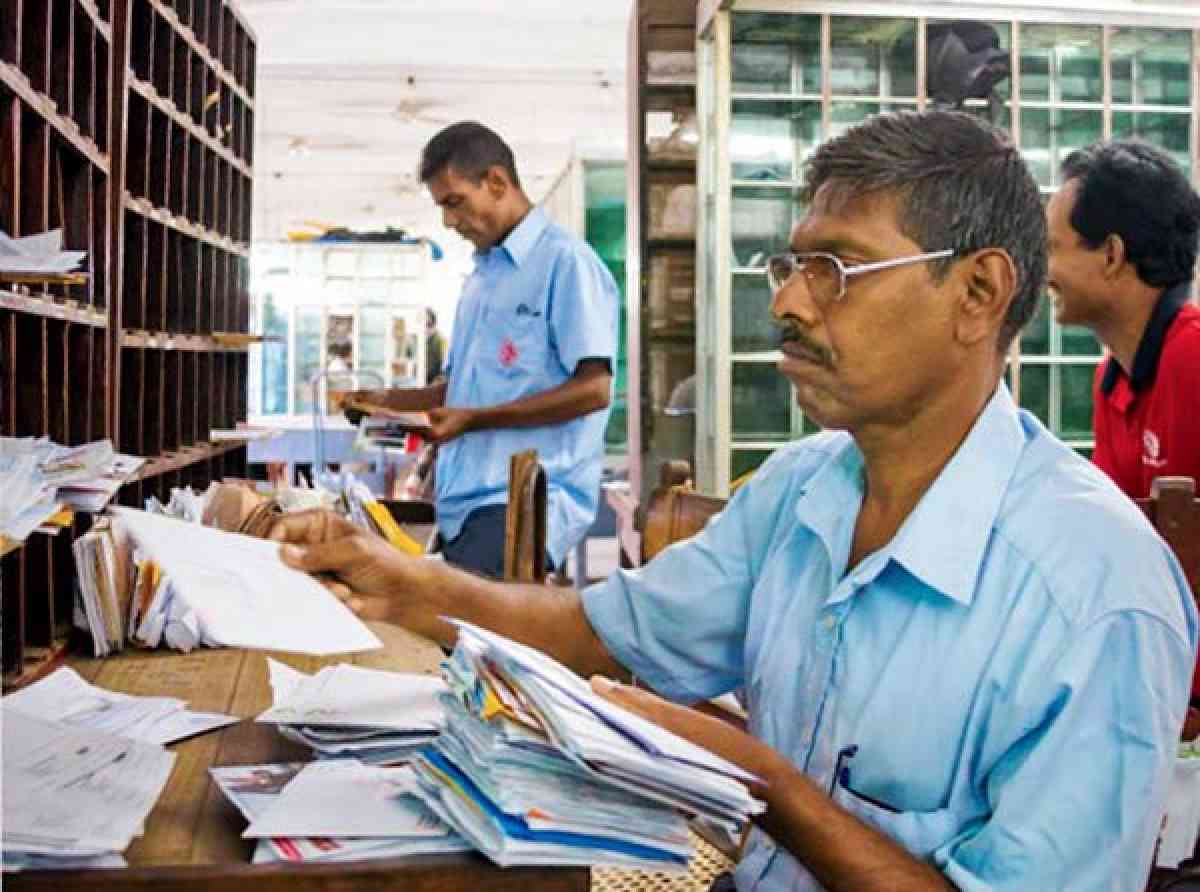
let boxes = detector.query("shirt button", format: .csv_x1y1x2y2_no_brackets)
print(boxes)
823,614,837,630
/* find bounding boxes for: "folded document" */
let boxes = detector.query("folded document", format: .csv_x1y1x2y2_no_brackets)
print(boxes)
110,507,382,655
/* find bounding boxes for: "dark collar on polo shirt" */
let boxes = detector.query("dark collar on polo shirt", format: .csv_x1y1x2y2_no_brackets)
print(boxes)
1101,280,1193,396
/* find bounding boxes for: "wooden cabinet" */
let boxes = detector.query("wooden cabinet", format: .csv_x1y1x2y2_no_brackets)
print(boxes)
0,0,257,690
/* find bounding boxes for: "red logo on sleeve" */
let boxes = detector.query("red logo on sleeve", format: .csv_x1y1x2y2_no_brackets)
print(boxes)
499,337,519,368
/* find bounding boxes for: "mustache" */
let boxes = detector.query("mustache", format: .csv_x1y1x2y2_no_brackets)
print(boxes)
773,319,833,366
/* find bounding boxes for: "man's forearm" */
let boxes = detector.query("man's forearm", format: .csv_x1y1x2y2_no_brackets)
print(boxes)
394,559,628,682
757,754,957,892
360,381,446,412
465,370,610,433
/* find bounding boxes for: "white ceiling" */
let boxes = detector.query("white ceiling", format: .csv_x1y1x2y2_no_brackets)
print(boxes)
239,0,632,244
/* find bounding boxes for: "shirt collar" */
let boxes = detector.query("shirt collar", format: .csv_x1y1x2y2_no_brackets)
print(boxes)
1101,280,1193,396
794,384,1026,607
485,206,548,268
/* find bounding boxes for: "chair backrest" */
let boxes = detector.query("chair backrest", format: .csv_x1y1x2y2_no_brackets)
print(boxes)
505,449,547,583
640,461,727,563
1137,477,1200,602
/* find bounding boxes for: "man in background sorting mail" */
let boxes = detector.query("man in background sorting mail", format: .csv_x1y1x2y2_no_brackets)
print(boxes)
346,120,618,579
271,111,1197,891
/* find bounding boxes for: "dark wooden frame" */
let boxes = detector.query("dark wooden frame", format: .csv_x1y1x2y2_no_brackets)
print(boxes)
1,0,256,690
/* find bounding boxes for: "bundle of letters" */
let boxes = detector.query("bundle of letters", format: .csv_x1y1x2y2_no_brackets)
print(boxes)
317,469,425,555
74,504,382,657
410,621,765,870
257,658,445,765
1,704,175,871
0,437,142,549
211,760,470,864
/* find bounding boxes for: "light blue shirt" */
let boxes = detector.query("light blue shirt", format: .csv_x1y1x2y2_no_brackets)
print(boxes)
583,385,1197,891
437,206,618,567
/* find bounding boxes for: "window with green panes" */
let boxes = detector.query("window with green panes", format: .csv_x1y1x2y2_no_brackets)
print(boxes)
697,6,1197,495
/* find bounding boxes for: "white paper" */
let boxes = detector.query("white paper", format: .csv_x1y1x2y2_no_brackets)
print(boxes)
2,668,238,746
1,707,175,855
258,660,445,730
243,761,449,839
0,229,86,274
1157,754,1200,868
111,507,382,655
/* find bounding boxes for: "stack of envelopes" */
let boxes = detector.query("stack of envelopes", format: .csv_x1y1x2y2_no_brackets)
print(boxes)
211,760,470,864
257,659,444,765
410,621,765,870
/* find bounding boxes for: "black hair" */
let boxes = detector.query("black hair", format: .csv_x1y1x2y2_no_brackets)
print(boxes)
1060,139,1200,288
802,109,1047,350
418,121,521,188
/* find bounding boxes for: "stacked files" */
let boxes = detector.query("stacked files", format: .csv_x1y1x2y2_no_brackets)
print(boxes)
211,760,470,864
410,621,765,870
0,437,64,546
108,506,382,655
258,658,444,764
3,668,237,746
0,437,143,550
73,518,134,656
1,705,175,871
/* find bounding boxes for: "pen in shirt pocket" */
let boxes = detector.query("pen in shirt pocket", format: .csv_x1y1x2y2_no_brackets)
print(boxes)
830,745,903,814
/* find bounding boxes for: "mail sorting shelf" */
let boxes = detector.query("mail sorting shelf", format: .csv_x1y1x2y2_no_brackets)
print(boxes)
0,0,256,691
1,0,114,688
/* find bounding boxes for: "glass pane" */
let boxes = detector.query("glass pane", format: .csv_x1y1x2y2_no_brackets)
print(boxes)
647,251,695,338
830,17,917,98
732,12,821,95
359,306,388,371
258,292,289,415
731,99,820,182
1020,107,1102,188
294,307,322,415
828,101,915,141
926,21,1012,103
731,448,773,481
1060,323,1103,357
1019,25,1102,103
732,272,777,353
1112,111,1192,178
1111,28,1191,107
1058,363,1097,440
1020,290,1051,356
1019,363,1050,427
732,186,801,269
732,362,792,441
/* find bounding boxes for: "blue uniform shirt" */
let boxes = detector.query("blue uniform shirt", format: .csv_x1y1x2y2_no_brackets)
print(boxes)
437,206,618,567
583,385,1197,891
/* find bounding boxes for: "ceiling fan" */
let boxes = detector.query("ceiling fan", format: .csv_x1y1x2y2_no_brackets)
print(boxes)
284,135,371,155
329,76,455,126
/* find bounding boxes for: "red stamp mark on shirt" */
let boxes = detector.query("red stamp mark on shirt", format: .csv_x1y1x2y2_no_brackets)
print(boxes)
499,337,519,368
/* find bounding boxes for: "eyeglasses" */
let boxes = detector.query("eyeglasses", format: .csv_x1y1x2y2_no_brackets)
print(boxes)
766,249,956,305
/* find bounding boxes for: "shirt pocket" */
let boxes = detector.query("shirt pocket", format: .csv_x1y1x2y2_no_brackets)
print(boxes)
479,306,550,379
832,781,960,860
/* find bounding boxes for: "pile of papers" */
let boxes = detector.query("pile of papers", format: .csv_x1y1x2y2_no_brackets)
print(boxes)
1,706,175,871
0,439,61,546
409,622,765,870
109,507,382,655
212,760,470,864
318,469,426,556
258,659,444,765
2,668,237,746
0,438,143,550
0,229,86,276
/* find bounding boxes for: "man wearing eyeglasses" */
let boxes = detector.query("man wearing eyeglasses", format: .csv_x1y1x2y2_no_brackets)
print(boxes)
270,111,1196,891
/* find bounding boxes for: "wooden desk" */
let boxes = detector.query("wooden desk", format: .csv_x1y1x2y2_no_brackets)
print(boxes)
6,624,589,892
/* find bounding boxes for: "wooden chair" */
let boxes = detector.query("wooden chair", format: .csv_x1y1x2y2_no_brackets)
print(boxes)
505,449,548,583
640,461,727,564
1136,477,1200,741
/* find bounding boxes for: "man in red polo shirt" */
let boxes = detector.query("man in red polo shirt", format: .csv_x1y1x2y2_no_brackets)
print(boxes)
1046,139,1200,706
